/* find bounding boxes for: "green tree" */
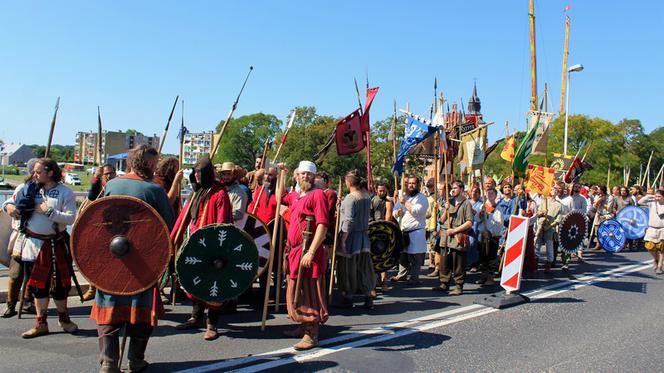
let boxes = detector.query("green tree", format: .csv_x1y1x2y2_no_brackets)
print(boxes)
213,113,283,169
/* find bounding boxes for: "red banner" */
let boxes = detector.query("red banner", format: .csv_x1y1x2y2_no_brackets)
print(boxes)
360,87,379,133
335,109,365,155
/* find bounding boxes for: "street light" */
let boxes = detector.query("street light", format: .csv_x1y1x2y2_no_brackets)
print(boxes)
564,64,584,155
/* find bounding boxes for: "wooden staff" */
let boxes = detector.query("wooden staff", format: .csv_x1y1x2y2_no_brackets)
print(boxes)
294,216,315,307
392,99,398,193
657,164,664,188
158,95,180,154
171,99,187,306
327,178,343,302
272,111,296,164
274,216,285,312
261,169,285,330
172,66,254,249
45,97,60,158
640,151,654,186
97,106,103,165
252,111,295,215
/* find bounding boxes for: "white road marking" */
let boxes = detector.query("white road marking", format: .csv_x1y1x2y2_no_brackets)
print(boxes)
174,259,654,373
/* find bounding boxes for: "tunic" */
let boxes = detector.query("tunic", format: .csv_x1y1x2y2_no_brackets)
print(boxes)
338,191,371,256
393,192,428,254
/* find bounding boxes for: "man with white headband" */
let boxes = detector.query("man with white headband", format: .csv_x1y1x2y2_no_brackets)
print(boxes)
283,160,330,350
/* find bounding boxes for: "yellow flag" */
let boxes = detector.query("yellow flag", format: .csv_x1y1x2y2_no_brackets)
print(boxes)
524,164,556,196
500,134,516,162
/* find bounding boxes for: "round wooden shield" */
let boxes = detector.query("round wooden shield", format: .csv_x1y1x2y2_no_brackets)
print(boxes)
240,213,272,279
70,196,173,296
598,219,626,253
616,205,648,240
369,220,404,272
558,211,588,254
176,224,259,303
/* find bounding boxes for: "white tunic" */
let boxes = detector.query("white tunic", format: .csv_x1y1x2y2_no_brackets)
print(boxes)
5,183,76,261
393,192,428,254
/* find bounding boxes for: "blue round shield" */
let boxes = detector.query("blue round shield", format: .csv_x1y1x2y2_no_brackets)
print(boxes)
598,219,626,253
616,205,648,240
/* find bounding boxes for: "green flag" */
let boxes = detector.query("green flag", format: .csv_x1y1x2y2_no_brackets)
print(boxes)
512,125,538,177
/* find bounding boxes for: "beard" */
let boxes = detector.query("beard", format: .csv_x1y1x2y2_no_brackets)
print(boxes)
407,187,419,197
300,180,313,192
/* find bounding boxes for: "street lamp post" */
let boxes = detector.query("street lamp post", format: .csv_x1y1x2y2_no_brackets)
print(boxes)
564,63,584,155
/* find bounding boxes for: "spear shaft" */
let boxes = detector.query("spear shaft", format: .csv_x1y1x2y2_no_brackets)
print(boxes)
45,97,60,158
158,95,180,154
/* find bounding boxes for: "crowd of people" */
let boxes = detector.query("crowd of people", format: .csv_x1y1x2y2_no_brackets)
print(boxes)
2,147,664,372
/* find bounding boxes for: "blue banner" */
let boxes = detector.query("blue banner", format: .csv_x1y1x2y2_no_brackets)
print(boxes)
392,114,437,175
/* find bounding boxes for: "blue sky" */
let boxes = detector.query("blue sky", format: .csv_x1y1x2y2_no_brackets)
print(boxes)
1,1,662,155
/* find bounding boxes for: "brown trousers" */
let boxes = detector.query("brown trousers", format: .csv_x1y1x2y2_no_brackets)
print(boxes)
439,248,467,287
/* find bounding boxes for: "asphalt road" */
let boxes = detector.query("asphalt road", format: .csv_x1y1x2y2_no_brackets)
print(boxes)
1,249,661,372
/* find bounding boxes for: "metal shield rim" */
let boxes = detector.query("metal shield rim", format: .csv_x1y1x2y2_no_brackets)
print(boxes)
70,195,173,295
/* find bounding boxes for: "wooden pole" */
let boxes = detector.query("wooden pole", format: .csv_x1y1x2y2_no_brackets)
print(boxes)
97,106,103,166
171,66,254,252
529,0,538,111
560,15,570,116
158,95,180,154
641,151,654,186
651,163,664,189
261,169,285,330
392,99,398,193
272,111,296,164
327,179,343,302
45,97,60,158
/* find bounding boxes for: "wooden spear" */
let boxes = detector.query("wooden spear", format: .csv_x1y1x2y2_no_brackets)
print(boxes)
45,97,60,158
640,151,654,186
261,168,285,330
172,66,254,250
327,178,343,303
158,95,180,154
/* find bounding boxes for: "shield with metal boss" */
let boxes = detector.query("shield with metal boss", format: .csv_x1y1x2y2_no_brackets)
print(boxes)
598,219,626,253
558,210,588,254
369,220,404,272
176,224,258,303
70,196,172,295
616,205,648,240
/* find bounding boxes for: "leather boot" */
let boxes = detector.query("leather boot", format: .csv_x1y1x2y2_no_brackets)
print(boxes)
22,315,49,338
127,337,150,372
99,329,120,373
175,301,204,330
203,325,219,341
58,311,79,333
293,323,319,350
82,285,97,301
2,277,20,318
449,286,463,296
282,324,305,338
